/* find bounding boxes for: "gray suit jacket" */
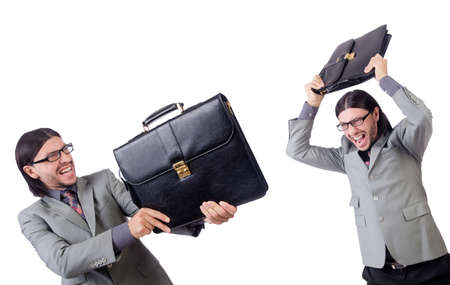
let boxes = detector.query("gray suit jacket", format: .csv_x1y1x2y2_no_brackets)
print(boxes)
18,169,174,285
286,86,447,268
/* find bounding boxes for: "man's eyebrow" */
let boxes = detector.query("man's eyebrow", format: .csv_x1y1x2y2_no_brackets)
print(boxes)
43,145,65,156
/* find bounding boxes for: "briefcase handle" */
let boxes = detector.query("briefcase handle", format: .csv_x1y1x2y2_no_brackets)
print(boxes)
142,103,184,132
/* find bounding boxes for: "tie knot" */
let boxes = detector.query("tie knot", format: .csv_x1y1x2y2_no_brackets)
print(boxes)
62,189,75,198
60,189,85,218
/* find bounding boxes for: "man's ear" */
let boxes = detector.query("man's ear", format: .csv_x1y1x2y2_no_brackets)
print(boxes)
23,165,40,179
373,106,380,122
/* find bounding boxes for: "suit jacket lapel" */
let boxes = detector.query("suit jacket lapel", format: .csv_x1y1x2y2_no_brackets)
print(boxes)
77,177,96,235
368,134,389,173
42,195,91,234
347,133,390,175
349,147,370,173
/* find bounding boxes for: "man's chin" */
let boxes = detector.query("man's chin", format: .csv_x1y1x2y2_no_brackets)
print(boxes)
59,178,77,189
354,142,370,151
357,146,370,151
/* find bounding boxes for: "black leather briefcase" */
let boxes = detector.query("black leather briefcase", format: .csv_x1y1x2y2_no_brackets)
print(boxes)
313,25,391,95
113,94,268,232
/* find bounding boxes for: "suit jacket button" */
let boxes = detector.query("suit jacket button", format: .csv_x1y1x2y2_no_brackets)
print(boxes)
378,216,384,223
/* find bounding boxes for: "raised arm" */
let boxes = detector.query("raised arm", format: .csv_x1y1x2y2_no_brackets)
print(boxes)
286,75,346,174
365,54,432,162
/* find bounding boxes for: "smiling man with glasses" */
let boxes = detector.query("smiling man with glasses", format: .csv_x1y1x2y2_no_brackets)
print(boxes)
286,54,450,285
16,129,237,285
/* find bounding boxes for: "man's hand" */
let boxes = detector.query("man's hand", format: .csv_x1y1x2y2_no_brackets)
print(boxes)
200,201,237,225
364,53,388,81
128,208,171,239
304,75,325,107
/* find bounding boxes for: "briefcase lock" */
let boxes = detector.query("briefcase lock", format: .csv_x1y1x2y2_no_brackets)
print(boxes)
173,160,191,179
344,52,355,61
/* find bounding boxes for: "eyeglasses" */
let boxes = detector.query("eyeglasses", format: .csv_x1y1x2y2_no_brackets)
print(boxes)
30,143,74,165
336,112,371,131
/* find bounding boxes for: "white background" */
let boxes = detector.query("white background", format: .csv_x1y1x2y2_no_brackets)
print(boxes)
1,1,449,284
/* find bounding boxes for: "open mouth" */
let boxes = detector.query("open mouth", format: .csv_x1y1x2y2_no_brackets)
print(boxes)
58,165,74,176
351,133,367,147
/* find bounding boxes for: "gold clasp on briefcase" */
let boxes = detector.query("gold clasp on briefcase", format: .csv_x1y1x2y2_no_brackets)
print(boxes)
226,101,233,115
176,103,184,113
173,160,191,179
344,52,355,61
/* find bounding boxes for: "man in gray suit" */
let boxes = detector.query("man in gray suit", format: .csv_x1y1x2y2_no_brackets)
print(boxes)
16,128,237,285
287,55,450,284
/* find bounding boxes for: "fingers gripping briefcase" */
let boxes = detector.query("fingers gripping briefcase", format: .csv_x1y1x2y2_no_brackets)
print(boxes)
113,94,268,231
313,24,391,95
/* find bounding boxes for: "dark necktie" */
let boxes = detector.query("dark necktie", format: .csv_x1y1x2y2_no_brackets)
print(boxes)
365,151,371,167
61,189,85,218
359,150,371,168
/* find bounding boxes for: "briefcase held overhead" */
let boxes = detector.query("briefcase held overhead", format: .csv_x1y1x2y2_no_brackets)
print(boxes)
113,94,268,232
313,24,392,95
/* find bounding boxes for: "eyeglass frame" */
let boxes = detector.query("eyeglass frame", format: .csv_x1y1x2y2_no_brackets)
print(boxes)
30,143,74,165
336,112,372,131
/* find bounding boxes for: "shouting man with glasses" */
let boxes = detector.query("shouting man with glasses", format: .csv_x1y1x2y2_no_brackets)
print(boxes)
287,54,450,285
16,129,237,285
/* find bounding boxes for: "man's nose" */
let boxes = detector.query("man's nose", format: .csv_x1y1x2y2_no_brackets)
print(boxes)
347,124,359,135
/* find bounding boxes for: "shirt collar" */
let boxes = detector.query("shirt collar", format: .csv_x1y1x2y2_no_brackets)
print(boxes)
45,184,78,201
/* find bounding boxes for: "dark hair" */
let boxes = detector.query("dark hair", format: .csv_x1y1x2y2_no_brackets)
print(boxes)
15,128,61,197
335,89,392,136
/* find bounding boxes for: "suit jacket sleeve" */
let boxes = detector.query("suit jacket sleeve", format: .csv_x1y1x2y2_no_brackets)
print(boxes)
390,86,432,162
18,211,118,279
105,169,139,217
286,117,346,174
105,169,204,236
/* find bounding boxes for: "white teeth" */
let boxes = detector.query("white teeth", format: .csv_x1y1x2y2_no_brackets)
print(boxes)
352,135,363,141
60,167,72,174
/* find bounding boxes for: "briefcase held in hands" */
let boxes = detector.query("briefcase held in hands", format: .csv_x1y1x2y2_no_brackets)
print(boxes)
113,94,268,232
313,24,391,95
